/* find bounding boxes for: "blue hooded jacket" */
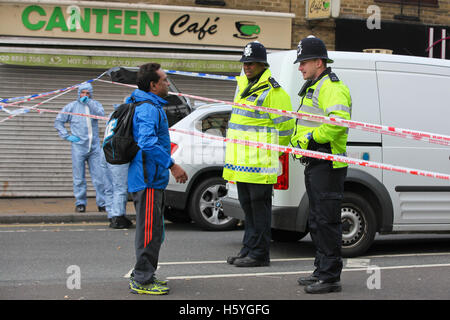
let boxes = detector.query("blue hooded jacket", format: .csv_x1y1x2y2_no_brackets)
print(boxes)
127,89,174,192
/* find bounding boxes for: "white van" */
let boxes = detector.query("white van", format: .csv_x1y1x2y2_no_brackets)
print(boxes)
222,50,450,257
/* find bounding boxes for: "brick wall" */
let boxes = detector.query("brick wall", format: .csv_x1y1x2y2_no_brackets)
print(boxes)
93,0,449,51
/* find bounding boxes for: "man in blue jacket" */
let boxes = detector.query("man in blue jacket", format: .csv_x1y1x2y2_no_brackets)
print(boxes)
54,83,106,213
127,63,188,295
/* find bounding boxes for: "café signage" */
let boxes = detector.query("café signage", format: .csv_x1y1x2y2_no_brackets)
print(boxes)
0,1,294,49
306,0,331,20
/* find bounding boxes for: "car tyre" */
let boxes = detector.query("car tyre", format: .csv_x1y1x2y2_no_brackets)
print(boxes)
341,192,377,258
188,176,239,231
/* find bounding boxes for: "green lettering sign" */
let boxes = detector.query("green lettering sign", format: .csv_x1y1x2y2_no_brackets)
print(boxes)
69,8,91,32
92,8,107,33
124,11,138,35
20,5,160,37
22,5,46,31
0,52,242,73
108,10,122,34
45,7,68,31
140,12,159,36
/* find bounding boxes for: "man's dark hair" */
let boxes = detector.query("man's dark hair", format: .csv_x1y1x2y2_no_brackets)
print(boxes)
136,63,161,92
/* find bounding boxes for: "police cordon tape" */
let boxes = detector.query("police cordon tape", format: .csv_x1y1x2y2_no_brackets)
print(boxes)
0,71,107,104
97,79,450,147
0,69,233,104
165,70,236,81
0,87,78,124
1,79,449,181
170,127,450,181
3,71,450,147
171,91,450,147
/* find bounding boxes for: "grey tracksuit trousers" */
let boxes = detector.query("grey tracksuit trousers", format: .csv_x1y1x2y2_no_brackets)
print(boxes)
131,188,165,285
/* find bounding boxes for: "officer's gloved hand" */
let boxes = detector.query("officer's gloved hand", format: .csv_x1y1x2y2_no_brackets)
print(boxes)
80,96,90,104
307,132,331,153
66,135,81,143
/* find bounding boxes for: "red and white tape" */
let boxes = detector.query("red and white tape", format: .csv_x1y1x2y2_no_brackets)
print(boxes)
97,79,450,147
169,91,450,147
170,127,450,181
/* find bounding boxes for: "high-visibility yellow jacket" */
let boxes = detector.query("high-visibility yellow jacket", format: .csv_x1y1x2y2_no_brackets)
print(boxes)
290,68,352,168
223,69,294,184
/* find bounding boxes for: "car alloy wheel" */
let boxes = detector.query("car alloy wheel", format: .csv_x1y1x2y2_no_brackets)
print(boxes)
189,177,239,231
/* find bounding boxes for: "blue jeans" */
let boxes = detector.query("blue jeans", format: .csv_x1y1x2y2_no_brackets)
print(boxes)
101,153,129,219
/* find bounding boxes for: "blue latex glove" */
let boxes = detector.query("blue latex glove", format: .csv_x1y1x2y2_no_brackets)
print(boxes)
80,96,90,104
66,135,81,143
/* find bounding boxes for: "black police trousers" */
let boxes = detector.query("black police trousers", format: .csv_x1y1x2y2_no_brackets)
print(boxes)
131,188,165,285
304,161,347,283
236,182,273,263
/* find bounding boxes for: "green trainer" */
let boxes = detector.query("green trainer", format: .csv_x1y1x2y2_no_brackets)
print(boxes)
129,273,168,286
129,279,170,295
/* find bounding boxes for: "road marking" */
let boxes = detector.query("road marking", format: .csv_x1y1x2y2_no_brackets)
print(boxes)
346,258,371,268
0,222,109,228
124,269,133,278
166,263,450,280
157,257,316,266
155,253,450,266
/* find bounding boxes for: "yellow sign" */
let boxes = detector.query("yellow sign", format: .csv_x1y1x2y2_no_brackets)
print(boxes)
0,1,294,49
306,0,331,20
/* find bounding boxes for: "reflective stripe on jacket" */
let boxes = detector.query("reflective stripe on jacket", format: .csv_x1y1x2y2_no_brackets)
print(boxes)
291,68,352,168
223,69,294,184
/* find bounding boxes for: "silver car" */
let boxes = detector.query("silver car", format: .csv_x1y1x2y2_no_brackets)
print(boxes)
165,103,238,231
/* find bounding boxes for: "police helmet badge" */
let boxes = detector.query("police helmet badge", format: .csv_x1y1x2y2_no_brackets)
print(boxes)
244,44,252,57
297,41,303,56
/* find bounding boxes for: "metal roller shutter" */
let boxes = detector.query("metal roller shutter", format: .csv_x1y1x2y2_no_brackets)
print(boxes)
0,64,237,198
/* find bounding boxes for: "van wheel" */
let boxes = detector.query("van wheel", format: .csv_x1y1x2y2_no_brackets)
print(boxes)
271,229,308,242
188,177,239,231
341,192,377,257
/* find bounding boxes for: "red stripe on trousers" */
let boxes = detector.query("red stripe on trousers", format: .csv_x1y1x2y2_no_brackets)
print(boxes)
145,188,154,248
150,188,154,243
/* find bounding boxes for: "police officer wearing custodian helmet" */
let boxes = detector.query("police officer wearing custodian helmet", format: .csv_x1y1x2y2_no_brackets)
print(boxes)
290,36,352,294
224,41,294,267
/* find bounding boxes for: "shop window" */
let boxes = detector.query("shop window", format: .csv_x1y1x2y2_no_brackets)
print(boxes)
375,0,438,7
195,0,226,6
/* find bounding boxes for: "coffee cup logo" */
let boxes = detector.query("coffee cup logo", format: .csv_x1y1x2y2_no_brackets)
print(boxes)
233,21,261,39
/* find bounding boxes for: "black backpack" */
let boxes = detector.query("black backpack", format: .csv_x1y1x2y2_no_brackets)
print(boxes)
102,100,147,164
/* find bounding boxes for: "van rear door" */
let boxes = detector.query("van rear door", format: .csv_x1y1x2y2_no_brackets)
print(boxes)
376,61,450,230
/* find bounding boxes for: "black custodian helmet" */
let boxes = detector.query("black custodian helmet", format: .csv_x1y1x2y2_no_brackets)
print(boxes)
294,36,334,64
240,41,269,66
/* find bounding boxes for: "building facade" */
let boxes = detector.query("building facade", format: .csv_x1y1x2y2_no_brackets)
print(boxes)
0,0,448,197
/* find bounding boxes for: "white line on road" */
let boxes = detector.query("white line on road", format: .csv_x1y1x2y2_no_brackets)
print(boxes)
151,252,450,267
165,263,450,280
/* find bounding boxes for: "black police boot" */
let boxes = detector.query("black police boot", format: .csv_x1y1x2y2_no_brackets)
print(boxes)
297,275,319,286
234,256,269,267
304,280,342,294
226,252,247,265
75,204,86,213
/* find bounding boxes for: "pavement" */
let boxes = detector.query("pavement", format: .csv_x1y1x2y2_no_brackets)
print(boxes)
0,197,136,224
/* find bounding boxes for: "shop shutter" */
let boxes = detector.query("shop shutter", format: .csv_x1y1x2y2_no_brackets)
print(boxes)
0,65,237,197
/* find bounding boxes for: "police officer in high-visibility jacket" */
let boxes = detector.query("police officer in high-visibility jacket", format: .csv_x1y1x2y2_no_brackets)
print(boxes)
224,41,294,268
291,36,351,294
